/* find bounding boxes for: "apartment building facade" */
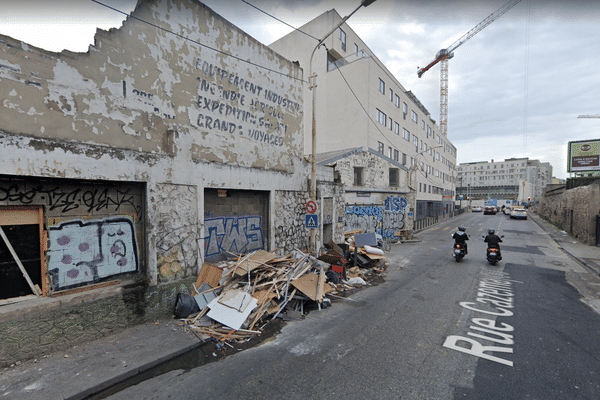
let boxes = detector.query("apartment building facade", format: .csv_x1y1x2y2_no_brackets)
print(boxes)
456,158,553,202
269,9,457,225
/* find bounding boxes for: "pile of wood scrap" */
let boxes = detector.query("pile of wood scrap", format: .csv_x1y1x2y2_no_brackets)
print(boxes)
181,249,336,344
345,231,387,263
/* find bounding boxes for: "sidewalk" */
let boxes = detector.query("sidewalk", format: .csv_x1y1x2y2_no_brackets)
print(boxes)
2,213,599,400
0,319,201,400
529,212,600,276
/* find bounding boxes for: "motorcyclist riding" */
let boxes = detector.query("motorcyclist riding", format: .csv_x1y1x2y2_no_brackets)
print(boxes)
484,229,503,260
452,226,469,254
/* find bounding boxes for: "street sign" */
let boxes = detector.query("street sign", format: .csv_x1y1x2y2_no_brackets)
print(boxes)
306,200,317,214
305,214,318,229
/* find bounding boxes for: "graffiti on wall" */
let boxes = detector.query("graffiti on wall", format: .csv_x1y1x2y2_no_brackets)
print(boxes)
345,196,410,239
47,217,138,290
345,205,382,236
0,183,142,218
204,216,264,258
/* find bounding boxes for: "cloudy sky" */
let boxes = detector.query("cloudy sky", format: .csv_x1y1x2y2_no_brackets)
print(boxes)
2,0,599,179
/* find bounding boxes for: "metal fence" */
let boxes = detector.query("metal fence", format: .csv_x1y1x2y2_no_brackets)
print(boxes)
414,208,467,232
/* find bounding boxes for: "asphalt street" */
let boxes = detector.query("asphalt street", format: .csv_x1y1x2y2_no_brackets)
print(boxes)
105,211,600,400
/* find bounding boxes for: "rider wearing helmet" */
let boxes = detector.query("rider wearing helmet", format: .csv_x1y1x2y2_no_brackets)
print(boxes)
484,228,503,259
452,226,469,254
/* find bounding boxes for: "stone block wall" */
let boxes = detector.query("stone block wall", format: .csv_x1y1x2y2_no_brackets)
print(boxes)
538,182,600,245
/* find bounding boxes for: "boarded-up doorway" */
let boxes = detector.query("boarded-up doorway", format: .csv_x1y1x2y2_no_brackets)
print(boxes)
204,189,269,262
0,206,46,300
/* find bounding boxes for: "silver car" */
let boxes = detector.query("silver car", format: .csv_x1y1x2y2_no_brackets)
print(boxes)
510,207,527,220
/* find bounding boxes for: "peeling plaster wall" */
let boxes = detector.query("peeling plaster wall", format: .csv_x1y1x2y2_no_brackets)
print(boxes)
0,0,303,171
0,0,318,366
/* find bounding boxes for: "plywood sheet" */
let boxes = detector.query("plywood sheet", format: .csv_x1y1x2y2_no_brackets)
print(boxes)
195,262,223,289
291,272,329,301
235,249,277,275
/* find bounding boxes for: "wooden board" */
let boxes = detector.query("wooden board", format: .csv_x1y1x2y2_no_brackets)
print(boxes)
235,249,277,276
195,263,223,289
291,272,331,301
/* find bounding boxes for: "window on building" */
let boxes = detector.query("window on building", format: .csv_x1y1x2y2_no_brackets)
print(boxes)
379,78,385,94
376,108,387,126
394,122,400,135
388,118,392,130
421,120,425,130
388,146,393,158
395,94,400,108
413,135,419,152
403,128,410,141
394,149,399,161
412,110,418,123
402,153,407,165
354,167,364,186
378,141,384,153
339,28,346,52
389,168,399,187
403,102,408,119
354,43,358,55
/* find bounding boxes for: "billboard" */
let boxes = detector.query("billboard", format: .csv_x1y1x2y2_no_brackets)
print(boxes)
568,139,600,172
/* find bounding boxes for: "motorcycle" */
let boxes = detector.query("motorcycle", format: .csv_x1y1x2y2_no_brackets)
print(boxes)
452,242,467,262
483,235,504,265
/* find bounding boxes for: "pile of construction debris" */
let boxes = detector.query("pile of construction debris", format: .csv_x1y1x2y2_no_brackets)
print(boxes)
177,233,387,346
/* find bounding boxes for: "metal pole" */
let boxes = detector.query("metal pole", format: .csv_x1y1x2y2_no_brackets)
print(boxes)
309,0,376,252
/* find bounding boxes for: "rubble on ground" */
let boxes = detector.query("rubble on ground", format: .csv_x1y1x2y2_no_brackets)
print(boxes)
176,233,388,346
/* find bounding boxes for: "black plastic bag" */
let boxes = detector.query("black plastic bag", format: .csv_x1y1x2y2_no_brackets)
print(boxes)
173,292,200,319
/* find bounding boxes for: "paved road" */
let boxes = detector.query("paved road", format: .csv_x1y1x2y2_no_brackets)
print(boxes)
106,212,600,400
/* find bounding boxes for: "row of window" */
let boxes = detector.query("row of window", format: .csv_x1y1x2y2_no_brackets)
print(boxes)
418,183,448,195
353,166,400,187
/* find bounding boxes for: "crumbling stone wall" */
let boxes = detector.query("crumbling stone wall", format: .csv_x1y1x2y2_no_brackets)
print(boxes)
0,278,194,367
152,183,200,283
538,182,600,245
273,190,311,254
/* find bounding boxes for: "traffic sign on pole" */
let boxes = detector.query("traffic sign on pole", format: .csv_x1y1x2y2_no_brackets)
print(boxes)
306,200,317,214
305,214,318,229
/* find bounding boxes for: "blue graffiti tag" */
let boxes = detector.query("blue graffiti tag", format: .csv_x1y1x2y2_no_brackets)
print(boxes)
345,205,383,220
204,216,264,257
384,196,408,214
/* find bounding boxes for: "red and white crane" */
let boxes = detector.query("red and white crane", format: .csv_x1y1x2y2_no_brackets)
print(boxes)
417,0,522,137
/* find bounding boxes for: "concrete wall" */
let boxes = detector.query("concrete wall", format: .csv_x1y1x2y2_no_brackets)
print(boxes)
0,0,339,365
538,182,600,245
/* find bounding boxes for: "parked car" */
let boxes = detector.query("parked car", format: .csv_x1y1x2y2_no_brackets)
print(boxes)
510,207,528,219
503,207,511,215
484,206,497,215
472,206,483,212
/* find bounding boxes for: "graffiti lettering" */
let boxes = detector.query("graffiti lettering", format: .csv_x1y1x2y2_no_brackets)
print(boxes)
204,216,264,258
47,217,138,290
385,196,408,214
346,196,410,239
0,184,142,217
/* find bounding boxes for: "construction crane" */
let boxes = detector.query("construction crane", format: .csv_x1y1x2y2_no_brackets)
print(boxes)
417,0,522,137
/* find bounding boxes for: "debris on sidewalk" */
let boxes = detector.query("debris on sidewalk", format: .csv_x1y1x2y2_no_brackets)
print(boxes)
177,244,388,346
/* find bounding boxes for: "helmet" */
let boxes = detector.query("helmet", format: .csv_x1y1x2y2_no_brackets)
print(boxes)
488,229,495,235
458,226,466,232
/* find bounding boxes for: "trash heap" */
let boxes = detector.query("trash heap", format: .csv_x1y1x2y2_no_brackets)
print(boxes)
176,234,386,346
